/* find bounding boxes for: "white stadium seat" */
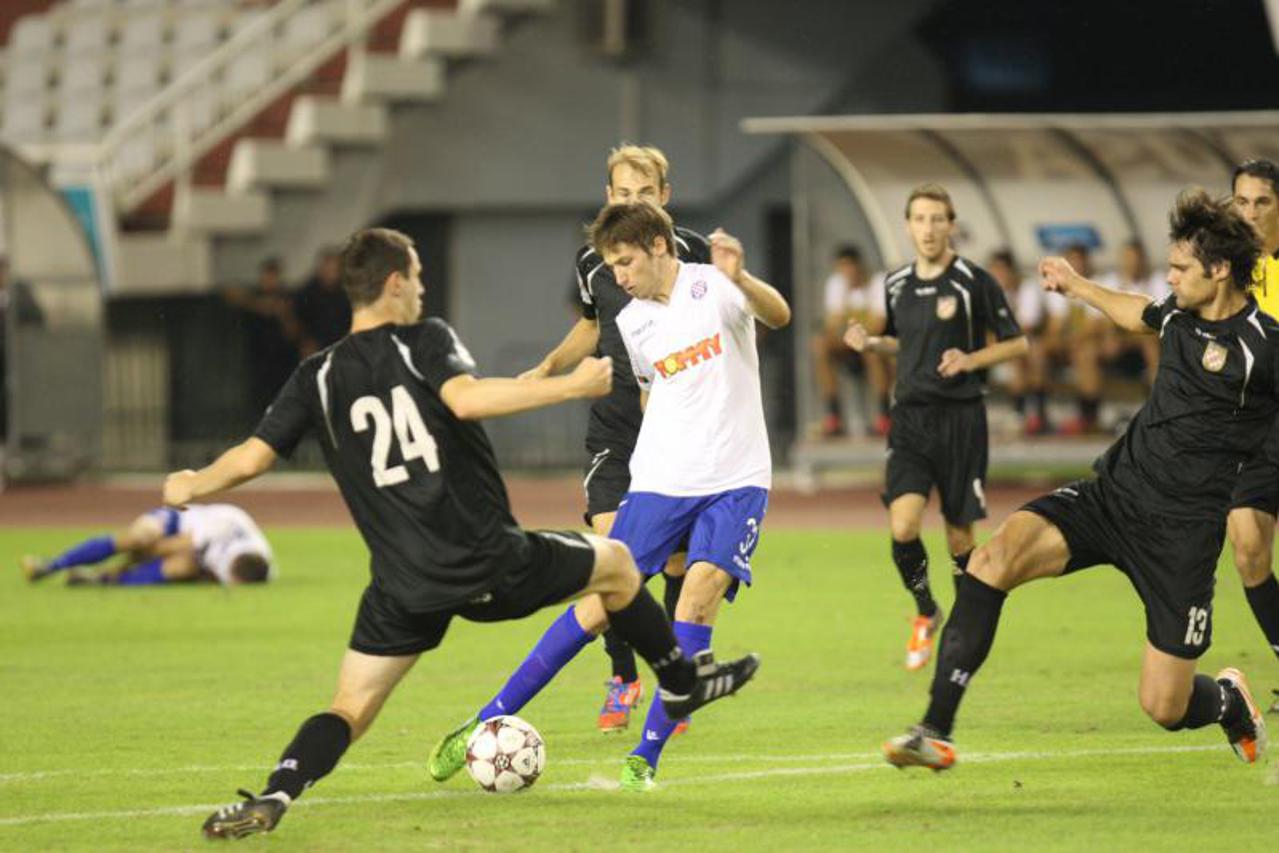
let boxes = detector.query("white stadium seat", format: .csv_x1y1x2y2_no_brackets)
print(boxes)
2,96,47,142
115,54,163,94
173,10,220,50
59,54,109,95
64,14,112,53
6,54,50,95
120,13,166,51
9,16,54,56
52,98,104,141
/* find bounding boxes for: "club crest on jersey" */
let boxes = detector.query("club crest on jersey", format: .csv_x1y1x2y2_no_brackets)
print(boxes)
653,332,723,379
691,279,708,299
936,295,958,320
1202,341,1227,373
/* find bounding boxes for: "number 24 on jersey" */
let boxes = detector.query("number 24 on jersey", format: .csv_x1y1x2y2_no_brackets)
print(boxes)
350,385,440,487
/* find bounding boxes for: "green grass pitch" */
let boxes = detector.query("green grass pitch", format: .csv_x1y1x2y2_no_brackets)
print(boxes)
2,526,1276,850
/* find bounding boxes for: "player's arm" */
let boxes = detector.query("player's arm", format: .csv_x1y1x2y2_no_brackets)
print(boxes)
709,229,791,329
938,335,1029,377
1040,256,1152,334
520,316,601,379
844,320,899,355
163,438,278,508
442,357,612,420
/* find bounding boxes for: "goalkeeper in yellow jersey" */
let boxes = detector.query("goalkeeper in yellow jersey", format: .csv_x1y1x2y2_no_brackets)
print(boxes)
1226,158,1279,714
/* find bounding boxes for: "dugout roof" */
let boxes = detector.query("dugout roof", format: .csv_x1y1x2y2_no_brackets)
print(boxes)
742,111,1279,271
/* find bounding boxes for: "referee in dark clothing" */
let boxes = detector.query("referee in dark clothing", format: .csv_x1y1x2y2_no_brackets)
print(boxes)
845,184,1028,673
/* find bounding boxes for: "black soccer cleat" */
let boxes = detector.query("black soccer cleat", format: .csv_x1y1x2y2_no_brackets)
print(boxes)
659,649,760,720
201,789,287,840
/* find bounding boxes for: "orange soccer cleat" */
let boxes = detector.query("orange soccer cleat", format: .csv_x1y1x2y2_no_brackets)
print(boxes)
905,609,944,671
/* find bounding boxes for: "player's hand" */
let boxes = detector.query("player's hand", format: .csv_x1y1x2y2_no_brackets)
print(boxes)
709,228,745,283
163,470,198,508
569,356,613,399
938,348,974,377
1039,256,1081,296
843,319,870,352
518,362,551,380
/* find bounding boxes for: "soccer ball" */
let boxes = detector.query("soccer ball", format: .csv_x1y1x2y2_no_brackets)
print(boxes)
465,715,546,793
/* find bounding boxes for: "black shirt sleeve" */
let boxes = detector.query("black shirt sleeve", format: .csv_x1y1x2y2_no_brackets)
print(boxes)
253,363,312,458
575,247,599,321
884,282,897,337
677,227,712,264
1142,293,1177,332
978,270,1023,341
416,319,479,393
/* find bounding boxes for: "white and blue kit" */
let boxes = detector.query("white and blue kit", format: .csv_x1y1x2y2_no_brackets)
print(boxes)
610,261,771,598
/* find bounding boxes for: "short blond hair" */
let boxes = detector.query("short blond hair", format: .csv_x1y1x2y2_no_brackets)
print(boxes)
607,144,670,189
905,183,956,221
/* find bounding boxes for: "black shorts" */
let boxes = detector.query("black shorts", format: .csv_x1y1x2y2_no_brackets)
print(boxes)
1023,479,1224,659
882,400,988,526
348,530,597,657
583,447,631,525
1229,428,1279,516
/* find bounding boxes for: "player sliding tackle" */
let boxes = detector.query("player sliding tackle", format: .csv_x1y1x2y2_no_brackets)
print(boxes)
885,190,1272,771
429,202,789,792
164,228,759,840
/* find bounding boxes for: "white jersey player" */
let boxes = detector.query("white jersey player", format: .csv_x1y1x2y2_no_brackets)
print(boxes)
591,202,791,789
22,502,275,586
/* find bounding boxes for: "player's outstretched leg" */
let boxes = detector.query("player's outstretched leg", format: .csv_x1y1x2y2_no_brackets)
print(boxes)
21,535,117,581
429,604,600,781
203,650,416,839
1216,668,1268,762
886,511,1067,770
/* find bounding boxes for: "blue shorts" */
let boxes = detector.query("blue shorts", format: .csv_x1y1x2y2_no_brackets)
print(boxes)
145,507,181,537
609,487,769,602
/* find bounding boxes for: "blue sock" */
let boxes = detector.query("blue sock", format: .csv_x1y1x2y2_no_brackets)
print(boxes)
47,535,117,571
632,621,712,771
114,559,166,586
476,606,594,721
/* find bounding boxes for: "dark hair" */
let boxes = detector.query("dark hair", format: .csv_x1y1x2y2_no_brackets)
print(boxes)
905,183,955,221
988,248,1016,268
1168,188,1260,291
834,244,863,264
339,228,414,308
1064,243,1090,257
259,256,281,274
1232,159,1279,197
230,553,270,584
587,202,677,257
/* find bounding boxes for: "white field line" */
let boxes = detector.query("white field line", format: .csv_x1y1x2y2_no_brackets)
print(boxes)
0,743,1232,829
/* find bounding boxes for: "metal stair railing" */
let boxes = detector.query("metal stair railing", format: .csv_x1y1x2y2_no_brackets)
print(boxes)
95,0,405,212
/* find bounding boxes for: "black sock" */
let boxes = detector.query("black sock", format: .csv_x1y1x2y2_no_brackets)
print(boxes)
602,627,639,683
923,574,1007,737
663,572,685,620
1243,575,1279,658
878,395,891,416
1033,390,1047,420
951,550,972,595
606,587,694,695
1013,394,1025,416
263,712,352,801
892,538,937,617
1080,397,1100,423
1167,674,1236,730
826,397,841,419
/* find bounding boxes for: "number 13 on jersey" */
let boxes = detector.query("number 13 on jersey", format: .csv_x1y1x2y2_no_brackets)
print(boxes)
350,385,440,487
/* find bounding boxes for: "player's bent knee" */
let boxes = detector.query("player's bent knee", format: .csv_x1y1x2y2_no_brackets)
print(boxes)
586,537,640,600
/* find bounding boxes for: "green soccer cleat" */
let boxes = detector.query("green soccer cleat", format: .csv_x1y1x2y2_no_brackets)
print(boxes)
619,755,656,792
427,716,477,782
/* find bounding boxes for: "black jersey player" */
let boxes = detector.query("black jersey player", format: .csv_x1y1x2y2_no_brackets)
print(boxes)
168,228,759,840
844,184,1028,672
520,145,711,732
884,190,1272,771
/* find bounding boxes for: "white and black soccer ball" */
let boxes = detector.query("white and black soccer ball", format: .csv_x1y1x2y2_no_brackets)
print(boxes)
465,715,546,793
